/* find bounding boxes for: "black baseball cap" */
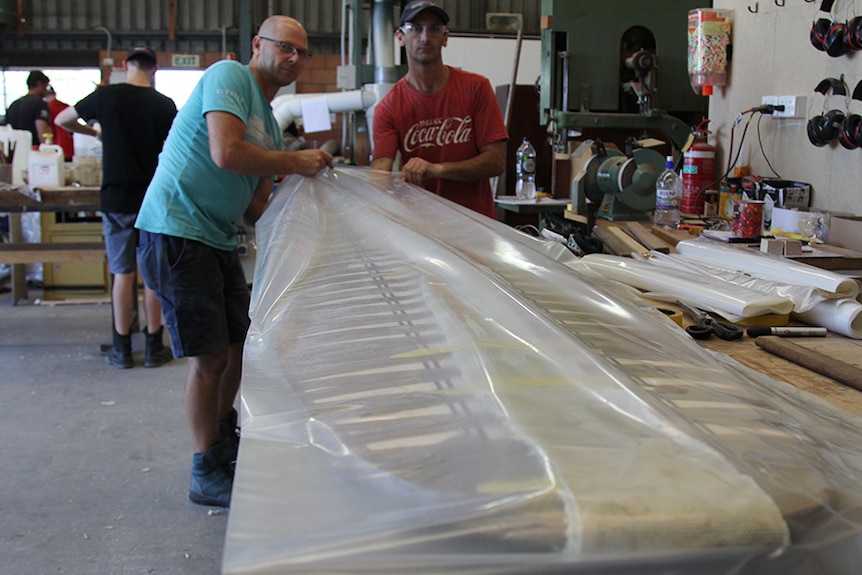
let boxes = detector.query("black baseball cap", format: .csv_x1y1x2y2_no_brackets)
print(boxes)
400,0,450,26
126,46,158,64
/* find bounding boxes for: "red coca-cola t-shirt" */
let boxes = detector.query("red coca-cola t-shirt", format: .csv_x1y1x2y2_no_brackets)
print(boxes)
372,67,508,218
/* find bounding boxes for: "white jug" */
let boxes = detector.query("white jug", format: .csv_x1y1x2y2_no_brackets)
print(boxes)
28,144,65,189
0,127,31,186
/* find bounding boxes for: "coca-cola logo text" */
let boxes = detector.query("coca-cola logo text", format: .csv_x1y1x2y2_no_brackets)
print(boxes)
403,117,472,152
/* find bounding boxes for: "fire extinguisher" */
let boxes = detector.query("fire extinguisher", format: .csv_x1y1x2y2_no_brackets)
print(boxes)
681,119,716,216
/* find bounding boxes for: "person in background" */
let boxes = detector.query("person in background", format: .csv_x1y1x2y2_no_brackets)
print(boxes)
370,0,508,218
55,47,178,370
135,16,333,508
44,86,75,161
2,70,52,148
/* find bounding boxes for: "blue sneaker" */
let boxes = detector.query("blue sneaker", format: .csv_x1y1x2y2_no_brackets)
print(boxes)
189,444,233,508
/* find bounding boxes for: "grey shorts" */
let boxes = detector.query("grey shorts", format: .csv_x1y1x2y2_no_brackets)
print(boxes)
136,231,251,359
102,212,139,275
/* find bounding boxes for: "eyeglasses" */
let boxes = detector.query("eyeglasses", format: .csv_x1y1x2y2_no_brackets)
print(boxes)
259,36,313,61
399,23,447,37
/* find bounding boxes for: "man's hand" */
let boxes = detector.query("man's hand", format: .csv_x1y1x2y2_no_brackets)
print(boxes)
291,148,334,177
401,157,439,185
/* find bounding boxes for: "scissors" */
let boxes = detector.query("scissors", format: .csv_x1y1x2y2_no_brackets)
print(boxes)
676,300,744,341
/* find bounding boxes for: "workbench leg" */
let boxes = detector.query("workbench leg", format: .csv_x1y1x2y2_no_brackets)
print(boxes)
9,213,28,306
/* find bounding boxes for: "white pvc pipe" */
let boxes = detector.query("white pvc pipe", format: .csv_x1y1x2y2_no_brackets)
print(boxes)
796,298,862,340
579,254,794,320
676,238,860,298
271,90,378,132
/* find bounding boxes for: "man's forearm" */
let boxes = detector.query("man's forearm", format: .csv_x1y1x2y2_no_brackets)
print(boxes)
53,107,99,138
436,143,505,182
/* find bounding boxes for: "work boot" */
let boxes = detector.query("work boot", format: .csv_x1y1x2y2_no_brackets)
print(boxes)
218,408,240,475
189,443,234,508
105,329,133,369
144,326,173,368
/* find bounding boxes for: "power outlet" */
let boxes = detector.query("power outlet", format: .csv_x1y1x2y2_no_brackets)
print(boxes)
776,95,797,118
761,95,804,118
761,95,778,108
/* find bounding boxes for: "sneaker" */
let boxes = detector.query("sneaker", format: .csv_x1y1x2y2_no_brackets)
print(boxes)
189,444,233,508
217,409,240,475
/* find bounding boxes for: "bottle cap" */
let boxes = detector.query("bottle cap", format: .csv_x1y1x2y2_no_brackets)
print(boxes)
665,156,674,169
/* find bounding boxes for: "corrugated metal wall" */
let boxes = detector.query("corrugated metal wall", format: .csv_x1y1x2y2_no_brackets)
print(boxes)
1,1,541,66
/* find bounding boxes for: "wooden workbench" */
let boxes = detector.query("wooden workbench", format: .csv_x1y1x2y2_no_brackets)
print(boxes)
697,333,862,417
628,229,862,418
609,225,862,416
1,186,103,305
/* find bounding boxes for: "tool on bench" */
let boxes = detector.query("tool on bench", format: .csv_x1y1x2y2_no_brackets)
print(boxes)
676,300,744,341
755,336,862,391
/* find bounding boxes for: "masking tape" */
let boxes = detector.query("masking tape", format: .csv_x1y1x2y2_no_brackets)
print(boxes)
658,307,683,326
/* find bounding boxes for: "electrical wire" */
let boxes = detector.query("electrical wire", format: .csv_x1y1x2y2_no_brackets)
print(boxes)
694,113,753,212
755,114,782,178
694,105,783,213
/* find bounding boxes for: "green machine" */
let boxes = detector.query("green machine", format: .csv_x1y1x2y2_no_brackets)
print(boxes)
540,0,711,221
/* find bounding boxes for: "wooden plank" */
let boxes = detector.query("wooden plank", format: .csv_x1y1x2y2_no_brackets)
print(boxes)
592,226,648,257
37,187,101,208
648,226,694,249
563,210,588,225
0,186,100,212
0,188,40,208
783,244,862,270
0,242,106,264
623,221,672,254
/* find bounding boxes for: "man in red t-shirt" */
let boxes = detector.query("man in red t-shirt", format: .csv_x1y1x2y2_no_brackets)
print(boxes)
45,86,76,161
370,0,508,218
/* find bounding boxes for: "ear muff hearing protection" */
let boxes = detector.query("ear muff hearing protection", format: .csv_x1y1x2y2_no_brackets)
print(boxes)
846,15,862,50
841,80,862,149
811,0,837,50
807,77,848,146
825,20,851,56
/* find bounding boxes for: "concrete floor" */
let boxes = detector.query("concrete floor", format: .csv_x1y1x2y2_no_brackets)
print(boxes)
0,282,228,575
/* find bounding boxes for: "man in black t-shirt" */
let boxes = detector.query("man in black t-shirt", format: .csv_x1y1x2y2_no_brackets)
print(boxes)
2,70,52,147
55,47,178,370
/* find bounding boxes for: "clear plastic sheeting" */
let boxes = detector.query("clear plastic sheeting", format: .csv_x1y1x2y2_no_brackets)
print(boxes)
637,250,840,314
576,253,794,321
675,238,860,298
225,167,862,575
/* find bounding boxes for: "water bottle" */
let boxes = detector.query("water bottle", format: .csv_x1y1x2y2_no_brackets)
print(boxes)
654,156,682,228
515,137,537,199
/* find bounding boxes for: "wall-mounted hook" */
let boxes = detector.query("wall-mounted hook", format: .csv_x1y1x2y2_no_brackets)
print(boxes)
748,2,759,13
775,0,784,6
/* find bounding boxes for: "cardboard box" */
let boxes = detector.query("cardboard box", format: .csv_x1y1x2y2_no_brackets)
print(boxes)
828,216,862,251
760,180,811,209
759,180,810,230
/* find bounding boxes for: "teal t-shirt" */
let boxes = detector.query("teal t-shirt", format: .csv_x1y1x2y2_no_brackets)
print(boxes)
136,60,281,251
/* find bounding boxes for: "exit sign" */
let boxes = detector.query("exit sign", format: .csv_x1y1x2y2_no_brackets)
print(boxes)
171,54,200,68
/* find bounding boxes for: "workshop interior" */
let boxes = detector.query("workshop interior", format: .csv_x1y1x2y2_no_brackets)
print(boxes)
3,1,862,574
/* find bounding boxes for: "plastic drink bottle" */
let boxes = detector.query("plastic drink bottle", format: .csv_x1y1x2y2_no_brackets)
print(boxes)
654,156,682,228
515,137,537,199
